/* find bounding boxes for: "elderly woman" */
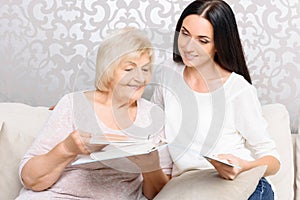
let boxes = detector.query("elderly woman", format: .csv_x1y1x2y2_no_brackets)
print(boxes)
16,27,172,200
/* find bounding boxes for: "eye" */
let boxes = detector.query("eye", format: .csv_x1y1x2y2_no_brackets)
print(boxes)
199,39,209,44
142,66,151,72
124,68,133,72
124,65,134,72
181,29,189,36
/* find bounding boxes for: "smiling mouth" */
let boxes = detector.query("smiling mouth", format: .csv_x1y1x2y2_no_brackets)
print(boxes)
183,52,198,60
128,85,144,90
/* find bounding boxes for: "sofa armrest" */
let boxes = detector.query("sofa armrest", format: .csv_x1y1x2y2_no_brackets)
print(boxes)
262,104,294,200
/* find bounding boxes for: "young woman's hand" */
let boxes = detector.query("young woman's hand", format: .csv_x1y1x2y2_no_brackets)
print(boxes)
128,150,161,173
62,130,107,156
209,154,248,180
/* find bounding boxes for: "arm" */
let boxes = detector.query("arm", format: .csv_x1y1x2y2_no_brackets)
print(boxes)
211,85,281,180
242,155,280,176
128,150,171,199
20,93,106,191
21,137,77,191
21,130,105,191
209,154,280,180
142,170,171,199
235,86,280,176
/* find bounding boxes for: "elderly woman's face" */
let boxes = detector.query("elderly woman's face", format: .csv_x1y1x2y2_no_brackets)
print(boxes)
110,53,152,102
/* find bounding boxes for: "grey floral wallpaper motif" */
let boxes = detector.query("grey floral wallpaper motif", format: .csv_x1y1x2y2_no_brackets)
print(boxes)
0,0,299,133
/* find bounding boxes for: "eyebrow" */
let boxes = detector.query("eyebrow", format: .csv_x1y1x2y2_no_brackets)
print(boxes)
182,26,211,40
124,60,151,68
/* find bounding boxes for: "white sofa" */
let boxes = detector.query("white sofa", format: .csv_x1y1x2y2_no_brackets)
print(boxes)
0,102,299,199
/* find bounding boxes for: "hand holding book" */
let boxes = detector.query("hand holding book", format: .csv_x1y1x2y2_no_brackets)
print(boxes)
72,133,167,165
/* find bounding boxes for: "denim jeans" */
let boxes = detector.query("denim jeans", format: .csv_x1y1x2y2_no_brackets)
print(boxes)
248,177,274,200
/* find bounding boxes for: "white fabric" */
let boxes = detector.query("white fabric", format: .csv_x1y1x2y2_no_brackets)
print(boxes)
294,133,300,200
0,103,50,200
151,60,280,177
154,166,267,200
16,91,171,200
297,117,300,199
262,104,294,200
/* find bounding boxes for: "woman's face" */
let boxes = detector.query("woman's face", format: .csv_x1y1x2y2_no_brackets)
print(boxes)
110,53,152,102
178,14,216,68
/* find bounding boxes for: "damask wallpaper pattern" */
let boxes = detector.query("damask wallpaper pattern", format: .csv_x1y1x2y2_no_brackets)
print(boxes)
0,0,299,133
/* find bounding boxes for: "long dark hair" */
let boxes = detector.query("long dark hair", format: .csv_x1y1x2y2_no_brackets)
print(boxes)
173,0,252,84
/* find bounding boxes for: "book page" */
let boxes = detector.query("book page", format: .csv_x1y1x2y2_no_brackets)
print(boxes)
71,141,167,165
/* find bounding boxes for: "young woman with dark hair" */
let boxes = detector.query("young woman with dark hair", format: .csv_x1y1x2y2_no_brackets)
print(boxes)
152,0,280,199
173,0,251,84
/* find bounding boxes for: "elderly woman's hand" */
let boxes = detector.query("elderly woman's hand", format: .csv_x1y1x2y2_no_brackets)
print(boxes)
128,150,161,173
62,130,107,156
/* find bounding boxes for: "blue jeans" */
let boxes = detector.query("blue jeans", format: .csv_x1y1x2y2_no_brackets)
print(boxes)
248,178,274,200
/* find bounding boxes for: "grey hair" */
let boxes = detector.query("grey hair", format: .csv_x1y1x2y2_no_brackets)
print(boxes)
95,27,154,92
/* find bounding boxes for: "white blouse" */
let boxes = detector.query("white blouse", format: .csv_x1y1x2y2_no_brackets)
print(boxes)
151,60,280,176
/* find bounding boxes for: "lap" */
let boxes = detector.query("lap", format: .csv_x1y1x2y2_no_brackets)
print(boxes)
248,178,274,200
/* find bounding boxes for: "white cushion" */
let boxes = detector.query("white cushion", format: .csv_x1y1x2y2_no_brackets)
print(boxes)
154,166,266,200
0,103,51,200
262,104,294,200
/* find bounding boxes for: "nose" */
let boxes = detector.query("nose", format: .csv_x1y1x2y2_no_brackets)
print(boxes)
185,38,196,52
133,68,146,83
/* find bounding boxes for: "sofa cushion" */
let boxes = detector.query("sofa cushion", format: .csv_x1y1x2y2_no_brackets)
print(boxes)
262,104,294,200
154,166,266,200
0,103,51,200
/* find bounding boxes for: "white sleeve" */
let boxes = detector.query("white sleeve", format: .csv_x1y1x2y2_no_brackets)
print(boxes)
233,85,281,161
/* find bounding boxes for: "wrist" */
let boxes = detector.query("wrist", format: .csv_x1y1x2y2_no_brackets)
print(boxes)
57,142,78,159
142,167,162,174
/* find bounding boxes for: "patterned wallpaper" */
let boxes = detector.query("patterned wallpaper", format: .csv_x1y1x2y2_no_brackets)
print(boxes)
0,0,299,133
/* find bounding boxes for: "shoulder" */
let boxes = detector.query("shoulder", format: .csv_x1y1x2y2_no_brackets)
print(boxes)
55,90,88,108
226,73,256,100
153,58,185,86
230,73,252,87
154,59,184,76
229,72,255,91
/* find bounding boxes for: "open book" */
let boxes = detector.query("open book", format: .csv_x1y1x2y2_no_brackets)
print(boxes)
72,134,167,165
